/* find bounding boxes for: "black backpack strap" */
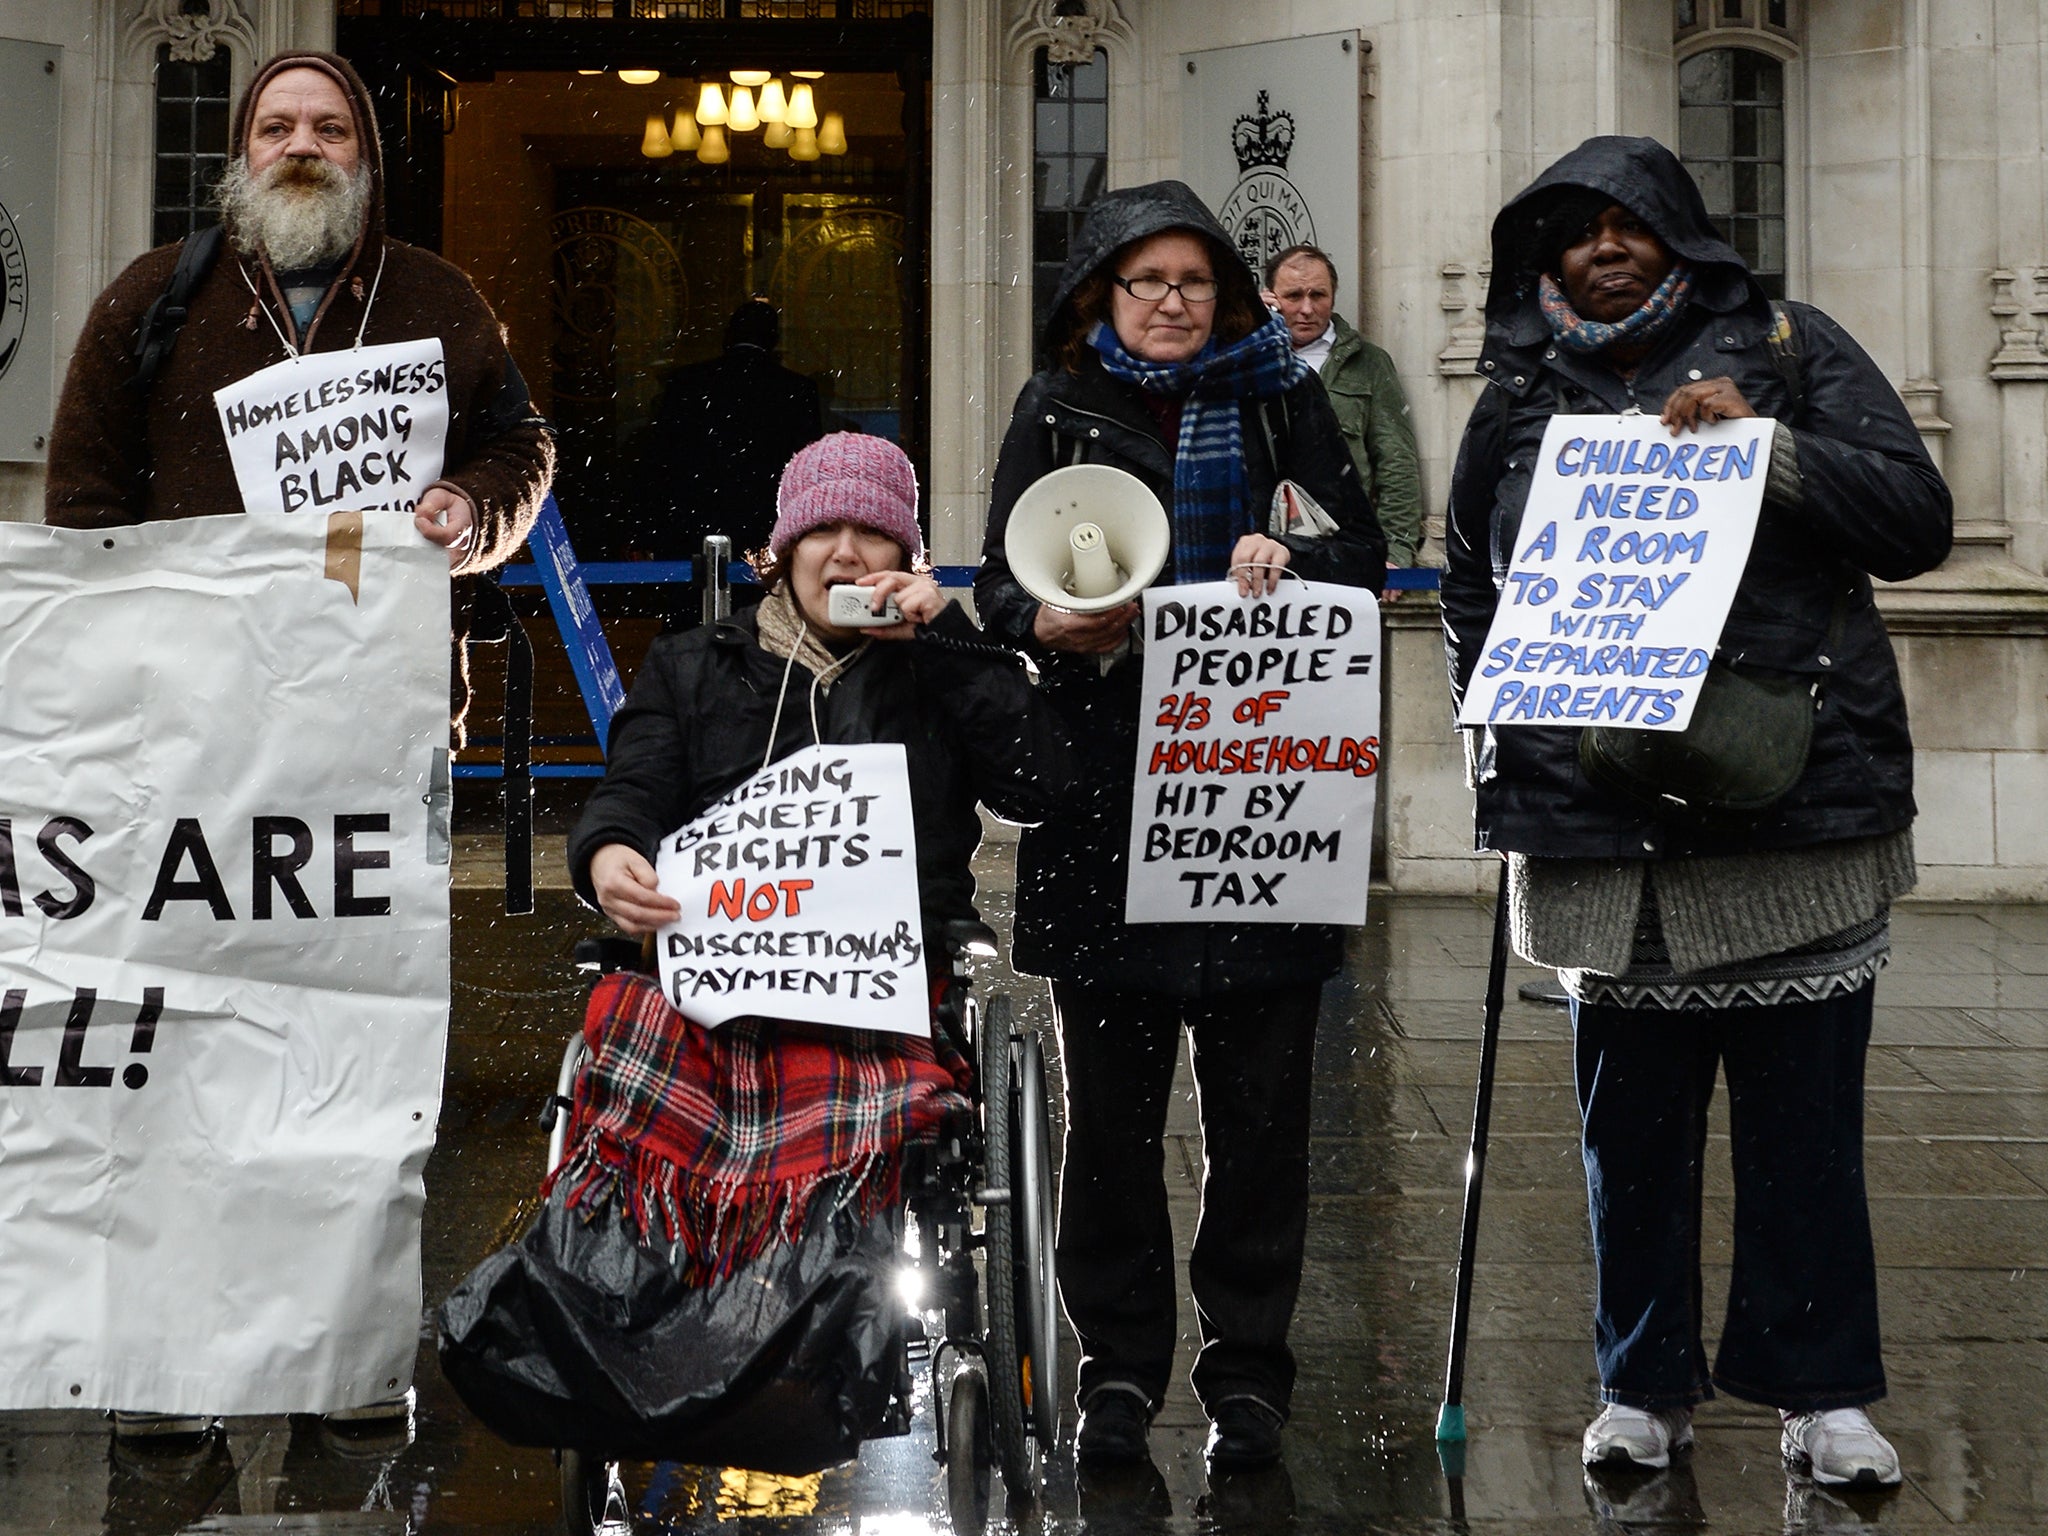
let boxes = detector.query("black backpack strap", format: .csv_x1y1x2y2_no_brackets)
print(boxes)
129,223,225,397
1254,393,1293,480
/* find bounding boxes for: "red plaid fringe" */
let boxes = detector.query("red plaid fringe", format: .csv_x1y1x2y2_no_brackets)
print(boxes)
545,973,972,1285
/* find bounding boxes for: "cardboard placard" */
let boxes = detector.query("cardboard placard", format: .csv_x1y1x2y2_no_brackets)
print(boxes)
1457,414,1771,731
1127,580,1381,925
213,338,450,517
655,744,929,1037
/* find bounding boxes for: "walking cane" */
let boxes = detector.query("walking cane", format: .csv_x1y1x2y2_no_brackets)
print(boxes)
1437,858,1511,1449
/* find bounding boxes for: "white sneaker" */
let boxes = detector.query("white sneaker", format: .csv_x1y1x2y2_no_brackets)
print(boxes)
1780,1407,1901,1486
1581,1403,1694,1469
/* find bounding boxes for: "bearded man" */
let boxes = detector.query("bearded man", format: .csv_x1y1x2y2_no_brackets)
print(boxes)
45,50,552,730
39,52,553,1444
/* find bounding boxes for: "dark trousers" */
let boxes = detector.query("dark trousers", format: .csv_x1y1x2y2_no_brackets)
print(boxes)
1050,980,1322,1418
1572,981,1887,1412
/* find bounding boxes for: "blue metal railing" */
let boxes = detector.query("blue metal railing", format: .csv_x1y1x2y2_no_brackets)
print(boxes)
467,548,1441,784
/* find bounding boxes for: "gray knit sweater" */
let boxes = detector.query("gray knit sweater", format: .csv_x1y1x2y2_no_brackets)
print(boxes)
1507,826,1917,977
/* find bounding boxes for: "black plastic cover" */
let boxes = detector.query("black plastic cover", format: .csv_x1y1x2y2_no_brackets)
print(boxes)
436,1192,902,1473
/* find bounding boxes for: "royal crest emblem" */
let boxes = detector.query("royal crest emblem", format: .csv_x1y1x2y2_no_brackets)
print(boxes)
1217,91,1316,278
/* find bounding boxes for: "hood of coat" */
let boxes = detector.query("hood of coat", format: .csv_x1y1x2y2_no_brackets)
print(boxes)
229,51,387,253
1483,135,1757,327
1041,179,1258,353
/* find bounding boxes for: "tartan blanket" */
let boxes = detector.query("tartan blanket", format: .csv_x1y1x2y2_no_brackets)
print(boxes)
546,972,972,1285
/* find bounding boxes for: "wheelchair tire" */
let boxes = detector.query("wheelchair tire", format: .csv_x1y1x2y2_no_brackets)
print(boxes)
1014,1030,1062,1450
557,1449,625,1536
977,992,1035,1495
944,1362,993,1536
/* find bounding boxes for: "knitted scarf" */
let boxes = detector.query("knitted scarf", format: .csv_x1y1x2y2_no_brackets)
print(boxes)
1538,262,1694,356
755,582,864,693
1093,313,1309,583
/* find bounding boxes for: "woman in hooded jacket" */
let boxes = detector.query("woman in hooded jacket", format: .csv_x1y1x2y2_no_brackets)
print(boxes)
1443,137,1951,1487
975,181,1385,1473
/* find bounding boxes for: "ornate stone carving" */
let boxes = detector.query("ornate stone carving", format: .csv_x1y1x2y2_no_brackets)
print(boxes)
1988,268,2048,381
1036,0,1114,66
126,0,257,67
1437,260,1489,376
1006,0,1125,67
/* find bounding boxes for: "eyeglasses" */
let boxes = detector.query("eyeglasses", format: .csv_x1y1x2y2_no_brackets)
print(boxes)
1112,274,1220,306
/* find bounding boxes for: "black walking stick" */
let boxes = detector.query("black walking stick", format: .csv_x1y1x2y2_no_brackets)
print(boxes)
1437,858,1511,1451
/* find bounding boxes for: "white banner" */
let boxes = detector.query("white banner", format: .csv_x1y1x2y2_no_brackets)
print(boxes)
213,338,450,516
1127,581,1381,925
0,513,451,1414
1456,415,1771,731
655,744,929,1038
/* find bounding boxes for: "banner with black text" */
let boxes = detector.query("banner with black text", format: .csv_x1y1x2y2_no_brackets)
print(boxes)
0,513,451,1414
654,744,929,1038
1128,581,1380,925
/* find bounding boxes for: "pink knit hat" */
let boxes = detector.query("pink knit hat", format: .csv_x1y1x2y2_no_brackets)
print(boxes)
770,433,924,561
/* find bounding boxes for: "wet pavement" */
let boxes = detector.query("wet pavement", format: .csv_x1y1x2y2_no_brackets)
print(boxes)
3,820,2044,1535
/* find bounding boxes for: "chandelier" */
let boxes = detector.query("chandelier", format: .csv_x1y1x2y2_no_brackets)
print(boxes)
633,69,847,165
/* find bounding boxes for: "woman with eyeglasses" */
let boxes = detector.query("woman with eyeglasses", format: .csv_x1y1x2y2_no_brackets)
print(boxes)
974,181,1385,1475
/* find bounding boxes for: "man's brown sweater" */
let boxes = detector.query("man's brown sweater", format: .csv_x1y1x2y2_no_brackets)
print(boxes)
43,236,550,576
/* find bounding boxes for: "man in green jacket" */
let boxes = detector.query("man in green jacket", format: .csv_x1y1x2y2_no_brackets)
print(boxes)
1262,244,1424,570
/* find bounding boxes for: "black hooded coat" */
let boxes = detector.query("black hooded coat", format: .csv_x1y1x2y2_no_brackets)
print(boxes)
975,180,1385,995
1442,137,1951,860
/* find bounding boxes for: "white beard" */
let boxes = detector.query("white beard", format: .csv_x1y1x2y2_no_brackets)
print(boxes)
216,155,372,271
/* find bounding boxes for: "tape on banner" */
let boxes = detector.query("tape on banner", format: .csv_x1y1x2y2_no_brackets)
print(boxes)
325,511,363,603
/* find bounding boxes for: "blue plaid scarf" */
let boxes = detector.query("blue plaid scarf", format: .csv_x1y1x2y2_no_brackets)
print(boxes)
1093,313,1309,582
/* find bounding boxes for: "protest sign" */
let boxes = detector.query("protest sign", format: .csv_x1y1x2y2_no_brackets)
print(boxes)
213,338,450,516
1127,580,1380,925
655,744,929,1037
1456,413,1771,731
0,513,450,1415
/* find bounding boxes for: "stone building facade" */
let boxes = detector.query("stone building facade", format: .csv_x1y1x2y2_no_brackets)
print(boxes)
3,0,2043,897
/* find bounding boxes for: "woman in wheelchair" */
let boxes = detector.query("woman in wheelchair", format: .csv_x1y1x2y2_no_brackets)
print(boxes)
551,434,1067,1472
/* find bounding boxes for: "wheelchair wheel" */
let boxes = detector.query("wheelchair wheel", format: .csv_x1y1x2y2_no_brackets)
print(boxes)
557,1449,625,1536
977,992,1035,1495
944,1362,993,1536
1013,1030,1062,1450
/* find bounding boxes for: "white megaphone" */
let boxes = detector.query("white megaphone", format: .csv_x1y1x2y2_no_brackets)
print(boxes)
1003,464,1170,612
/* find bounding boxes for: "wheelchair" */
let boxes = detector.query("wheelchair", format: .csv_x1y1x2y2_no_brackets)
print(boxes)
544,918,1059,1536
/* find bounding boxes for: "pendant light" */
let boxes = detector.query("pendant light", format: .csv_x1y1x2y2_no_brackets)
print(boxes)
730,69,771,88
763,119,793,149
696,123,730,165
789,125,820,162
618,68,661,86
670,107,701,153
787,82,818,130
694,80,728,126
640,112,673,158
818,112,847,156
756,78,788,125
727,85,759,133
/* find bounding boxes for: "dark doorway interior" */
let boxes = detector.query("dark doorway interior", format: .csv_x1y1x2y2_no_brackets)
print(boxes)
335,13,931,561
